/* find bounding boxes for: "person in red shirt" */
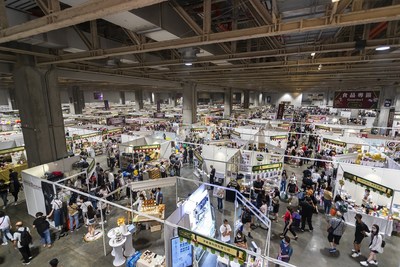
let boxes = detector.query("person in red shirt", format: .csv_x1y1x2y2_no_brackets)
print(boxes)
280,206,298,240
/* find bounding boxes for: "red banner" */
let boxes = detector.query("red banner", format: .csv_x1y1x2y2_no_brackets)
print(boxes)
333,91,380,109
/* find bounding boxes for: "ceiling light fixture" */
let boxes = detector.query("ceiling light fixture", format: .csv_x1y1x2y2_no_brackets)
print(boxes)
318,64,322,71
184,62,193,66
311,52,316,57
375,46,390,51
332,0,340,2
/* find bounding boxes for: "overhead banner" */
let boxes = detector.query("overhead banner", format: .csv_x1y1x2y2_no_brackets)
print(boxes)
0,146,25,155
333,91,380,109
177,227,247,263
276,104,285,120
132,144,160,151
270,135,287,141
343,171,393,197
252,162,283,173
190,128,207,132
322,138,347,147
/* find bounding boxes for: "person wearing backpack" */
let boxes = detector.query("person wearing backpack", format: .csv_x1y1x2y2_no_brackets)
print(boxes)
360,224,384,266
13,221,32,265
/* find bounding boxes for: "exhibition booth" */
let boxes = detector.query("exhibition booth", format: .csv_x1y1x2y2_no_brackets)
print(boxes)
319,134,369,154
335,162,400,237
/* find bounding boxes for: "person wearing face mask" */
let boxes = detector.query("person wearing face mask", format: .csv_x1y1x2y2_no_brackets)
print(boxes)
361,189,372,213
360,224,384,266
351,213,370,258
276,236,293,266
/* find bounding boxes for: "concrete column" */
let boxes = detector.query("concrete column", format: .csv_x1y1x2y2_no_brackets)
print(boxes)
135,90,144,110
13,55,67,167
68,86,85,114
243,90,250,109
224,88,232,118
254,92,260,107
182,82,197,125
119,91,126,105
376,87,398,135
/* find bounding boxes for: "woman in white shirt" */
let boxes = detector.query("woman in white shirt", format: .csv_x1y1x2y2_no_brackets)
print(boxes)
132,194,145,212
0,211,13,245
360,224,384,266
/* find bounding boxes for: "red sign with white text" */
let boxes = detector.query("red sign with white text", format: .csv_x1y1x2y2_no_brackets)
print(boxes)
333,91,380,109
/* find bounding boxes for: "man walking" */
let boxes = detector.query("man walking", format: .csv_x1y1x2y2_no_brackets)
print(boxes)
299,197,315,232
351,213,370,258
220,219,232,243
13,221,33,265
9,169,20,205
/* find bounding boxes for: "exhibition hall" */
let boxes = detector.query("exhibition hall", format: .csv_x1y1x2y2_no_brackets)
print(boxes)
1,0,400,267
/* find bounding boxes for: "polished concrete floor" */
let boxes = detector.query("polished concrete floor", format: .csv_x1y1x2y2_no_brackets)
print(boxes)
1,159,400,267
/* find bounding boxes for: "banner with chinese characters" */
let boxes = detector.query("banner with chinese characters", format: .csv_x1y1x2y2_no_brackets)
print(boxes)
252,162,283,173
132,144,160,152
322,138,347,147
343,171,393,197
270,135,287,141
194,151,203,164
276,104,285,120
177,227,247,263
333,91,380,109
190,128,207,132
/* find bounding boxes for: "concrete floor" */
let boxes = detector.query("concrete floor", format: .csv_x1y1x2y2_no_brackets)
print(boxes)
1,159,400,267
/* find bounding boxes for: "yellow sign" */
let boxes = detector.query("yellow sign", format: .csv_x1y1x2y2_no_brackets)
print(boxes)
178,227,246,262
252,162,283,172
322,138,346,147
270,135,287,140
0,146,25,155
133,144,161,150
343,172,393,197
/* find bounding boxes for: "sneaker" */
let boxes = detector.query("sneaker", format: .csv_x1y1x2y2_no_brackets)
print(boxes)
370,261,378,265
22,262,30,265
360,261,368,267
2,206,6,210
1,242,8,245
299,229,305,232
351,249,357,252
329,248,336,253
309,229,313,232
28,256,33,260
14,202,18,206
351,252,360,258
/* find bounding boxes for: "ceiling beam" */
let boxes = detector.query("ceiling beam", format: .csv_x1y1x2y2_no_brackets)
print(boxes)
90,20,99,50
0,0,166,44
248,0,273,25
38,5,400,65
203,0,211,36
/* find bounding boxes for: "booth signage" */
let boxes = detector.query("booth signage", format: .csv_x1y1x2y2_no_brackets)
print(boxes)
252,162,283,172
73,132,102,140
194,151,203,164
270,135,287,141
333,91,380,109
0,146,25,155
177,227,247,263
276,104,285,120
106,127,123,134
231,131,241,138
315,125,331,131
322,138,346,147
343,172,394,197
132,144,161,151
190,128,207,132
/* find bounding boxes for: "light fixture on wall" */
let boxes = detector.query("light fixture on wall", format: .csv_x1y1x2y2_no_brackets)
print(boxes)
318,64,322,71
311,52,316,57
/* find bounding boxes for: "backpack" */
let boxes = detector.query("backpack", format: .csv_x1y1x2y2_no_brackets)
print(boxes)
18,227,32,247
339,203,348,213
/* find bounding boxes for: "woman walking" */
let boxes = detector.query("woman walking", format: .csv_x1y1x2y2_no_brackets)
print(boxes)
280,206,298,240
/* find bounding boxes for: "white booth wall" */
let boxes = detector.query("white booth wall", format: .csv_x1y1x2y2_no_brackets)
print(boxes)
202,145,239,178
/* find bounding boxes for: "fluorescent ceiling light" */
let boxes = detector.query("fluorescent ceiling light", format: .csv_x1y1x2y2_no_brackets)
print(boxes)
311,52,316,57
332,0,340,2
185,62,193,66
375,46,390,51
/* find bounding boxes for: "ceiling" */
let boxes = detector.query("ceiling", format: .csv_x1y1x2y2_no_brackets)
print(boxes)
0,0,400,92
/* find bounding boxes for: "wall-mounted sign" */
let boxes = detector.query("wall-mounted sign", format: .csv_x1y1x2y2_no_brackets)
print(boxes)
132,144,161,151
252,162,283,172
322,138,347,147
177,227,247,263
106,127,123,134
343,171,393,197
333,91,380,109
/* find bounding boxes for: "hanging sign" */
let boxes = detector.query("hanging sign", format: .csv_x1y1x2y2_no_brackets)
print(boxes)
270,135,287,141
343,171,393,197
106,127,123,134
0,146,25,155
231,131,241,139
333,91,380,109
252,162,283,172
190,128,207,132
73,132,102,140
194,151,203,164
315,125,331,131
132,144,160,151
177,227,247,263
322,138,347,147
276,104,285,120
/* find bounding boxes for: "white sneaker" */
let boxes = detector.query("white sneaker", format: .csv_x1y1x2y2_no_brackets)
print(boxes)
351,249,357,252
351,252,360,258
1,242,8,245
360,261,368,267
2,206,6,210
370,261,378,266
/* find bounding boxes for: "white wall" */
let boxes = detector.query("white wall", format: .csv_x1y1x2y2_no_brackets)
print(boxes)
265,93,303,107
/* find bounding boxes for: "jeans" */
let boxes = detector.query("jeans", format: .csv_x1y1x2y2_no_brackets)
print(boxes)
0,192,8,207
40,229,51,245
324,199,332,214
217,198,223,210
1,228,13,243
69,213,79,231
280,180,286,192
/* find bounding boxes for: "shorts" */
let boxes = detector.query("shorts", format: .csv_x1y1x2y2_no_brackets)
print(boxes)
371,250,379,254
328,233,342,245
354,235,364,245
273,205,280,214
87,218,96,226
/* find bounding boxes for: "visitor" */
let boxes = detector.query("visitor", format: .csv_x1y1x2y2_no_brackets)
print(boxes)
33,212,52,248
276,236,293,266
299,197,315,232
209,165,216,186
352,213,370,258
67,199,79,232
0,210,13,245
271,189,280,222
241,206,253,239
188,148,194,164
220,219,232,243
280,206,298,240
86,205,97,237
77,196,92,226
360,224,384,266
155,188,163,205
13,221,33,265
217,187,224,211
323,186,333,215
234,230,247,249
160,162,167,178
0,179,8,209
280,170,287,192
9,169,20,205
327,211,346,253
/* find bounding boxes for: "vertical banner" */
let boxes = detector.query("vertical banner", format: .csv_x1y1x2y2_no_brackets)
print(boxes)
276,103,285,120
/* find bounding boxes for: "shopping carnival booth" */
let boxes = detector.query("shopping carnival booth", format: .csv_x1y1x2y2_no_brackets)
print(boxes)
335,162,400,237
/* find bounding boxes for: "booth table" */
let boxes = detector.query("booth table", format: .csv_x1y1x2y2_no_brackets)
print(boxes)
109,236,126,267
344,209,394,236
132,204,165,223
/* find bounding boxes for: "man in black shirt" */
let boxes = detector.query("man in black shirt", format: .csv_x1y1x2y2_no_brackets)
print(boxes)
253,177,264,207
33,212,52,247
351,213,370,258
299,197,315,232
